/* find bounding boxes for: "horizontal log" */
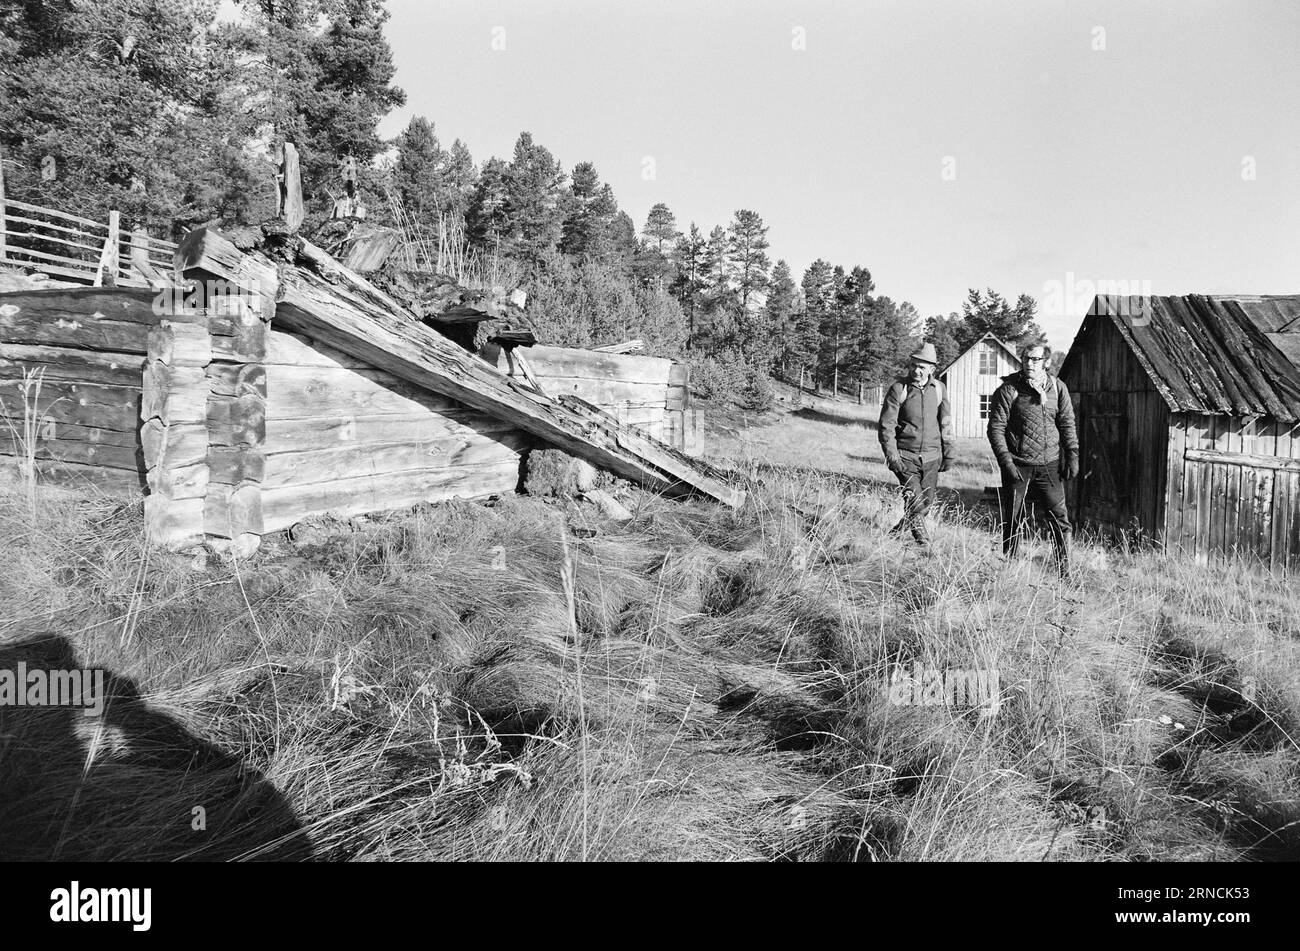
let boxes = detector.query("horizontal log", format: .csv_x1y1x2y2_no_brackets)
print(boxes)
485,343,672,384
259,461,521,533
265,329,376,369
0,308,149,354
0,344,146,386
262,429,530,489
0,417,138,449
141,419,207,469
0,381,140,431
0,457,143,496
517,376,669,407
142,363,208,425
264,363,461,419
1185,447,1300,472
203,483,263,538
0,435,143,471
145,495,205,546
263,411,520,454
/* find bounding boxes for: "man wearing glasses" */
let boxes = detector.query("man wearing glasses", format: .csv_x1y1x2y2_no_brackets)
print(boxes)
986,343,1079,581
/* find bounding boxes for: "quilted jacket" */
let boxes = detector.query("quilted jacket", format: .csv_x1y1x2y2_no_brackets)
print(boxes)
986,371,1079,468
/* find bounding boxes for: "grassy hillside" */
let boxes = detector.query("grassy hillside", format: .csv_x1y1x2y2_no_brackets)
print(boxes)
1,395,1298,861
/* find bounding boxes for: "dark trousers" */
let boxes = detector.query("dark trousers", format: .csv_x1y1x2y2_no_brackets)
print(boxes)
1000,462,1071,565
891,453,940,543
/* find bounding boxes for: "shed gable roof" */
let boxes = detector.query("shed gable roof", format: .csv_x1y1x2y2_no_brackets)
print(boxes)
940,332,1021,376
1069,294,1300,422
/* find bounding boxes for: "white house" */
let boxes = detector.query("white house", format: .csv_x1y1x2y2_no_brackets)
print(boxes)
939,333,1022,437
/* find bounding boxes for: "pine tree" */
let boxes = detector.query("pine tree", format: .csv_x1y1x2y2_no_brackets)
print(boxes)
642,203,678,252
799,260,835,390
466,156,511,249
442,139,477,224
1,0,265,233
765,259,798,377
560,161,617,257
669,223,707,341
393,115,445,223
924,312,964,368
502,131,565,263
301,0,405,203
728,209,771,313
960,289,1045,351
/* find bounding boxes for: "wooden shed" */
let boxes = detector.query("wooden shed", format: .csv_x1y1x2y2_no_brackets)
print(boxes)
939,333,1021,437
1059,294,1300,570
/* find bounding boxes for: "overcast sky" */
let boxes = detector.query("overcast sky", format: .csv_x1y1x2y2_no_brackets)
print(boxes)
376,0,1298,350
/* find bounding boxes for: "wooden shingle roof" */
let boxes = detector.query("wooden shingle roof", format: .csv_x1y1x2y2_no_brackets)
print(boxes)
1072,295,1300,422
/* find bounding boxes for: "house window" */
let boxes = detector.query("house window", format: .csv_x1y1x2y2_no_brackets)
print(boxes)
978,346,998,375
979,395,992,419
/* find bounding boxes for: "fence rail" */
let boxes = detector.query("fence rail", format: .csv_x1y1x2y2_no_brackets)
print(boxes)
0,197,177,288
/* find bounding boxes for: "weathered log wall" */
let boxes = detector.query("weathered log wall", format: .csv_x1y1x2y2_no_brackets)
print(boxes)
257,328,526,533
139,291,529,546
0,287,160,494
480,342,702,454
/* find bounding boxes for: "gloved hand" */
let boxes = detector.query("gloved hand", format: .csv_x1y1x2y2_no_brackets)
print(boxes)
999,459,1023,483
940,454,954,473
1060,454,1079,481
885,454,905,475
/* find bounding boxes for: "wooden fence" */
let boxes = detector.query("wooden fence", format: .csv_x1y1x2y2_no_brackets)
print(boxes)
0,197,177,287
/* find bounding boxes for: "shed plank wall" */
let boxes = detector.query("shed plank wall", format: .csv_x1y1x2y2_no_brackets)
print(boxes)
1166,412,1300,570
1061,315,1166,537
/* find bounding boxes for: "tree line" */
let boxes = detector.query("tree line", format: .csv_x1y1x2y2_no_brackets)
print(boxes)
0,0,1051,400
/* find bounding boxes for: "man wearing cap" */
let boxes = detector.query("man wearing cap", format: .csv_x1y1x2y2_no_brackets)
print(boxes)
986,343,1079,580
878,342,954,548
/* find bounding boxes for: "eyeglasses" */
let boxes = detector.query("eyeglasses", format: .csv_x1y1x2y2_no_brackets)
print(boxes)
1024,356,1046,363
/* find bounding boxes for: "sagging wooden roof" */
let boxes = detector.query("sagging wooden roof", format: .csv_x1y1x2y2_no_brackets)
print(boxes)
1074,294,1300,422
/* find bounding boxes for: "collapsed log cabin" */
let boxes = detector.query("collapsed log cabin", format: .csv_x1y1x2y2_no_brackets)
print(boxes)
0,228,738,550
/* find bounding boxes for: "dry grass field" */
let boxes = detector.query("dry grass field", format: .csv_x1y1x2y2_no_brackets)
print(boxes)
2,388,1298,861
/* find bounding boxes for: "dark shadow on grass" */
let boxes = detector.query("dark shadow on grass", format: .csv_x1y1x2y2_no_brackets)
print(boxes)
794,407,879,429
0,633,312,861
